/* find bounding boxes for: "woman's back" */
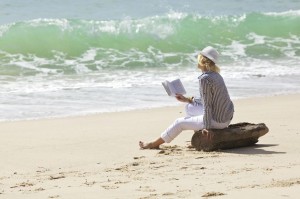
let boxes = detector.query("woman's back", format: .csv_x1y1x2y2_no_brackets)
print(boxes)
199,71,234,128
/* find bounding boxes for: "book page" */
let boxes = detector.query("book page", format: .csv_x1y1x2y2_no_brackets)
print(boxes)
171,79,186,95
162,81,172,96
162,78,186,96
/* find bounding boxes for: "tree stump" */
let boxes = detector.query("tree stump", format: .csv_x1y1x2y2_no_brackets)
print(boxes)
191,122,269,151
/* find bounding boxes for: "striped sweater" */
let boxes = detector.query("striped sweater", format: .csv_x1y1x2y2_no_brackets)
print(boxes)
198,71,234,129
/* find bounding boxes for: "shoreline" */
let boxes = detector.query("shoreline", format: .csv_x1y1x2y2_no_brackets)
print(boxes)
1,94,300,198
1,92,300,123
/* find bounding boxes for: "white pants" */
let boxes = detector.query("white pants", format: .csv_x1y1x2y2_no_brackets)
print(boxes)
161,103,231,143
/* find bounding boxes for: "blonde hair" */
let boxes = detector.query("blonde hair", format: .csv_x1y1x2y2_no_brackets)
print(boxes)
198,55,220,73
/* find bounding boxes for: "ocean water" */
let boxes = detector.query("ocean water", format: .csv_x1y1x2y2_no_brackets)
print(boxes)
0,0,300,121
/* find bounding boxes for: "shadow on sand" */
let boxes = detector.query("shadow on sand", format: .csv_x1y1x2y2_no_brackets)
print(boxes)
222,144,286,155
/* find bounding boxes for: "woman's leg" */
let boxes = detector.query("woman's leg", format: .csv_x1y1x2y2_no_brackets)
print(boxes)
139,138,165,149
161,115,204,143
140,116,204,149
139,103,204,149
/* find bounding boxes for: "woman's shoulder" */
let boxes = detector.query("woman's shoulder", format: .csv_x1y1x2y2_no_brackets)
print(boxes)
199,72,224,85
199,71,220,79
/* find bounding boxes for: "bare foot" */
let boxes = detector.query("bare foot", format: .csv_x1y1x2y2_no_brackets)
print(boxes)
139,141,160,149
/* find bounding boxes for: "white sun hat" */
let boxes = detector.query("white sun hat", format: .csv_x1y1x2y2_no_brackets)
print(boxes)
199,46,219,64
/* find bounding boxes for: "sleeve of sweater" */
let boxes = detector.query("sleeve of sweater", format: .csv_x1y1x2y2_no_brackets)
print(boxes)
200,77,213,129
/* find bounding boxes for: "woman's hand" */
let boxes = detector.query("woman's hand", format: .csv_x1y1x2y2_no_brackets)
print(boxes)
202,129,214,140
201,129,209,136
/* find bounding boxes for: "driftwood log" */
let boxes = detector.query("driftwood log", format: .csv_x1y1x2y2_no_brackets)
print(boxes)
191,122,269,151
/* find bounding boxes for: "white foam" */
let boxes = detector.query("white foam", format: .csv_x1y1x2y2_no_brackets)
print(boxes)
96,20,118,34
225,41,247,57
78,49,97,62
29,18,71,31
264,10,300,17
167,11,188,20
0,23,13,37
246,32,266,45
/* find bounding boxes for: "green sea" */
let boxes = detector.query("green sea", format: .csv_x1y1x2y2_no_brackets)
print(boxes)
0,0,300,121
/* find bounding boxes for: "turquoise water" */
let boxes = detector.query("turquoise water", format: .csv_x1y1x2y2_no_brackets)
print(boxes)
0,0,300,121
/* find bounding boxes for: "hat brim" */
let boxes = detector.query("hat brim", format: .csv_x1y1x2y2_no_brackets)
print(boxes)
199,51,217,64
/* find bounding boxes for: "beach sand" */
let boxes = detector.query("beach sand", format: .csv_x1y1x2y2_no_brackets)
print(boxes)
0,94,300,199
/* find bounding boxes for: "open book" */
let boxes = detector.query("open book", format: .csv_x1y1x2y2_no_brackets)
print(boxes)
162,78,186,96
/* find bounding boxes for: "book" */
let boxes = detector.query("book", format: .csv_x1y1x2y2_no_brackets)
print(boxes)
162,78,186,96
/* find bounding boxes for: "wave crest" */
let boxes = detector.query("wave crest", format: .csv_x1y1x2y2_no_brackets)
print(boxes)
0,11,299,76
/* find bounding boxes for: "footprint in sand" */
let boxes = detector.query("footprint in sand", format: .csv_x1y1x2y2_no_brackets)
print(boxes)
34,187,45,192
36,167,50,173
114,180,129,185
48,195,60,198
268,178,300,188
101,185,119,190
202,191,225,197
133,156,145,160
49,174,65,180
10,181,34,188
137,186,156,192
84,180,96,186
138,193,158,199
162,192,175,196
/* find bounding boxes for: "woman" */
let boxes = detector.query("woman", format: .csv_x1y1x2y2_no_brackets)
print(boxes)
139,46,234,149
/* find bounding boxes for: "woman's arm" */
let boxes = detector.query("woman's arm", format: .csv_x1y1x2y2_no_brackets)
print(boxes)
201,77,213,129
175,94,194,103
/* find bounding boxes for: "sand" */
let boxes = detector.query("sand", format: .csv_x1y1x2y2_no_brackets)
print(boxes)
0,94,300,199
